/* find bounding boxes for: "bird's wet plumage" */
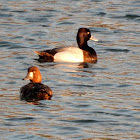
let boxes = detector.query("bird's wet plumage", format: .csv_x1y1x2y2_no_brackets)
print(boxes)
20,66,52,102
34,28,98,63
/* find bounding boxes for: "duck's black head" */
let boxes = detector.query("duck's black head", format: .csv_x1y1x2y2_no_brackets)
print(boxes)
76,28,98,49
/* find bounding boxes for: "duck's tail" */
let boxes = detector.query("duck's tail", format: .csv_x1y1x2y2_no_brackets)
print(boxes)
34,51,54,62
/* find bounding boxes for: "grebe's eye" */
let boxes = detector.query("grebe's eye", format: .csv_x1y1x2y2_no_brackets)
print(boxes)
87,32,90,34
33,71,35,73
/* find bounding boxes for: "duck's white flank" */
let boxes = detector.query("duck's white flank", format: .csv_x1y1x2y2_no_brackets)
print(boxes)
54,47,84,62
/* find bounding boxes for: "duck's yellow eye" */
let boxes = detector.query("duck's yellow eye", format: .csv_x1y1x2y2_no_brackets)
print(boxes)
87,32,90,34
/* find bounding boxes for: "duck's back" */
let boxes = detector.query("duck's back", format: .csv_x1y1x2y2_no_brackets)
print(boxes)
20,83,52,101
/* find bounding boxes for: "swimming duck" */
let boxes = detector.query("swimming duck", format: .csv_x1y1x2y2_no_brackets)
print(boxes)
34,28,98,63
20,66,52,102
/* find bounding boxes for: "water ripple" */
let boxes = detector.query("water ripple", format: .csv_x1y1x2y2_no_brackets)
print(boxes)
0,0,140,139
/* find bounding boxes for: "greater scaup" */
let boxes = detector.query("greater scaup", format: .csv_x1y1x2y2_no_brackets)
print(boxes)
34,28,98,63
20,66,52,101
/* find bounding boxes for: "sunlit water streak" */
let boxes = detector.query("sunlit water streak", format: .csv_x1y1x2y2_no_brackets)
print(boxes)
0,0,140,139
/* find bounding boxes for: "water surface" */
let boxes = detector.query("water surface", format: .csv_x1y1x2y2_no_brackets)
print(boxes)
0,0,140,139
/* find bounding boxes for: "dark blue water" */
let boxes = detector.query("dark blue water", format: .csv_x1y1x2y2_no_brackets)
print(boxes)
0,0,140,139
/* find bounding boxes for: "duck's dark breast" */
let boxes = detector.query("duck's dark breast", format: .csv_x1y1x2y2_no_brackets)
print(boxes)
83,49,97,63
